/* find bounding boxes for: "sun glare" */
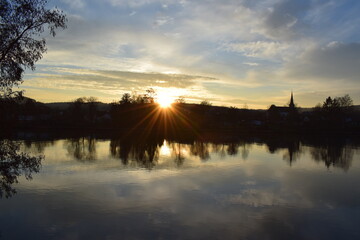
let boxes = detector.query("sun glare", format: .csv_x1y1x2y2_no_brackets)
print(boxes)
158,94,174,108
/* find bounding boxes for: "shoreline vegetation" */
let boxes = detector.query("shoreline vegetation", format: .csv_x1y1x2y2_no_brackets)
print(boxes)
0,91,359,136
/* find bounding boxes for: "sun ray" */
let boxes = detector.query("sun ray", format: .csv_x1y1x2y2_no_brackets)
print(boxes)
157,92,174,108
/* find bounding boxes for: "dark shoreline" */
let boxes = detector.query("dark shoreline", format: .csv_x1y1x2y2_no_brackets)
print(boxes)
2,126,359,144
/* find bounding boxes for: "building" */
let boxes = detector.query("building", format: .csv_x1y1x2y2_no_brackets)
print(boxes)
289,91,295,109
268,92,297,118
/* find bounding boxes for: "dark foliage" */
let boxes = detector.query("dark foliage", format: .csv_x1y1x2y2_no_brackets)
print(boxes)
0,0,67,97
0,139,42,198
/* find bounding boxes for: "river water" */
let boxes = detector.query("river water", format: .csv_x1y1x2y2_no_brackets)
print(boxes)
0,134,359,239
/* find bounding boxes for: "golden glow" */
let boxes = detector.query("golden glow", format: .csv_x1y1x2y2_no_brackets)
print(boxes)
160,140,171,156
157,93,174,108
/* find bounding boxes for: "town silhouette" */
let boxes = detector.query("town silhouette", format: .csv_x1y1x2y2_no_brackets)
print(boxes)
0,90,359,136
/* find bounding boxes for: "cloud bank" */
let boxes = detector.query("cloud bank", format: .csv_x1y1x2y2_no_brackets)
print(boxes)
22,0,360,107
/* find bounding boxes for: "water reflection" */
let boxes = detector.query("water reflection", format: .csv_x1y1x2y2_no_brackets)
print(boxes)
262,136,356,170
309,138,354,171
0,140,42,198
23,140,55,154
93,135,353,170
265,137,302,165
0,134,359,239
108,136,256,169
65,137,97,162
189,141,210,161
110,135,163,169
37,134,358,171
168,142,186,167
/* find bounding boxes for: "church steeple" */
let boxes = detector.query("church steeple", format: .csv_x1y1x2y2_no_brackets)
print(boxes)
289,91,295,109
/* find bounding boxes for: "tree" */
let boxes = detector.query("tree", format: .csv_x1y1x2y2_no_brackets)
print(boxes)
175,96,186,104
0,140,42,198
322,94,353,110
120,93,132,104
144,88,156,103
86,96,98,123
337,94,353,108
200,100,212,106
86,96,98,103
69,97,85,123
0,0,67,97
323,97,339,109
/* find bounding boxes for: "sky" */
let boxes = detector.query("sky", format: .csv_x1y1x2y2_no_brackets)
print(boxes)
22,0,360,109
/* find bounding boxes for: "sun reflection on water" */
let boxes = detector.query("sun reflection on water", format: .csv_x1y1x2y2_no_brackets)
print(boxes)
159,140,171,156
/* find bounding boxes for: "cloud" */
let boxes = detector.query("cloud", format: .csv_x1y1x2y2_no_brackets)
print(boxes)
43,14,203,73
23,67,217,102
106,0,177,8
224,41,290,59
261,0,311,40
153,15,173,27
176,1,262,42
29,68,211,85
61,0,85,9
243,62,259,66
286,42,360,83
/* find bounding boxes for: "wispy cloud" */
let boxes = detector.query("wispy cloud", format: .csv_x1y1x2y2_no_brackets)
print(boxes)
23,67,217,102
61,0,85,9
223,41,290,59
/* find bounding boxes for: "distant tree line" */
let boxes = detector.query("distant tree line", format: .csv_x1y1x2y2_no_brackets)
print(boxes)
306,94,357,131
0,91,359,133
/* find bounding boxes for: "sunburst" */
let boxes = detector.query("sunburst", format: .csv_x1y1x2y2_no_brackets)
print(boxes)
157,94,174,108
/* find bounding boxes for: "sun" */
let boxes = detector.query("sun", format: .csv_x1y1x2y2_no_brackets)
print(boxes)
157,94,174,108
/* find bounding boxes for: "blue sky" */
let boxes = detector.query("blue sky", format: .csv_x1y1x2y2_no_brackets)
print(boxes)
22,0,360,108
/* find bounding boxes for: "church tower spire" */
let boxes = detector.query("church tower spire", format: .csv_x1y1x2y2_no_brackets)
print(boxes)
289,91,295,109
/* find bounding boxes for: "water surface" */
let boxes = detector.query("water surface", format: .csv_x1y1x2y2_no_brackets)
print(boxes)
0,134,359,239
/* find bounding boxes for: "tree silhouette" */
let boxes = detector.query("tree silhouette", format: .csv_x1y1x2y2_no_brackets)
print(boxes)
200,100,212,106
175,96,186,104
120,93,132,104
0,140,42,198
0,0,67,97
322,94,353,111
145,88,156,103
